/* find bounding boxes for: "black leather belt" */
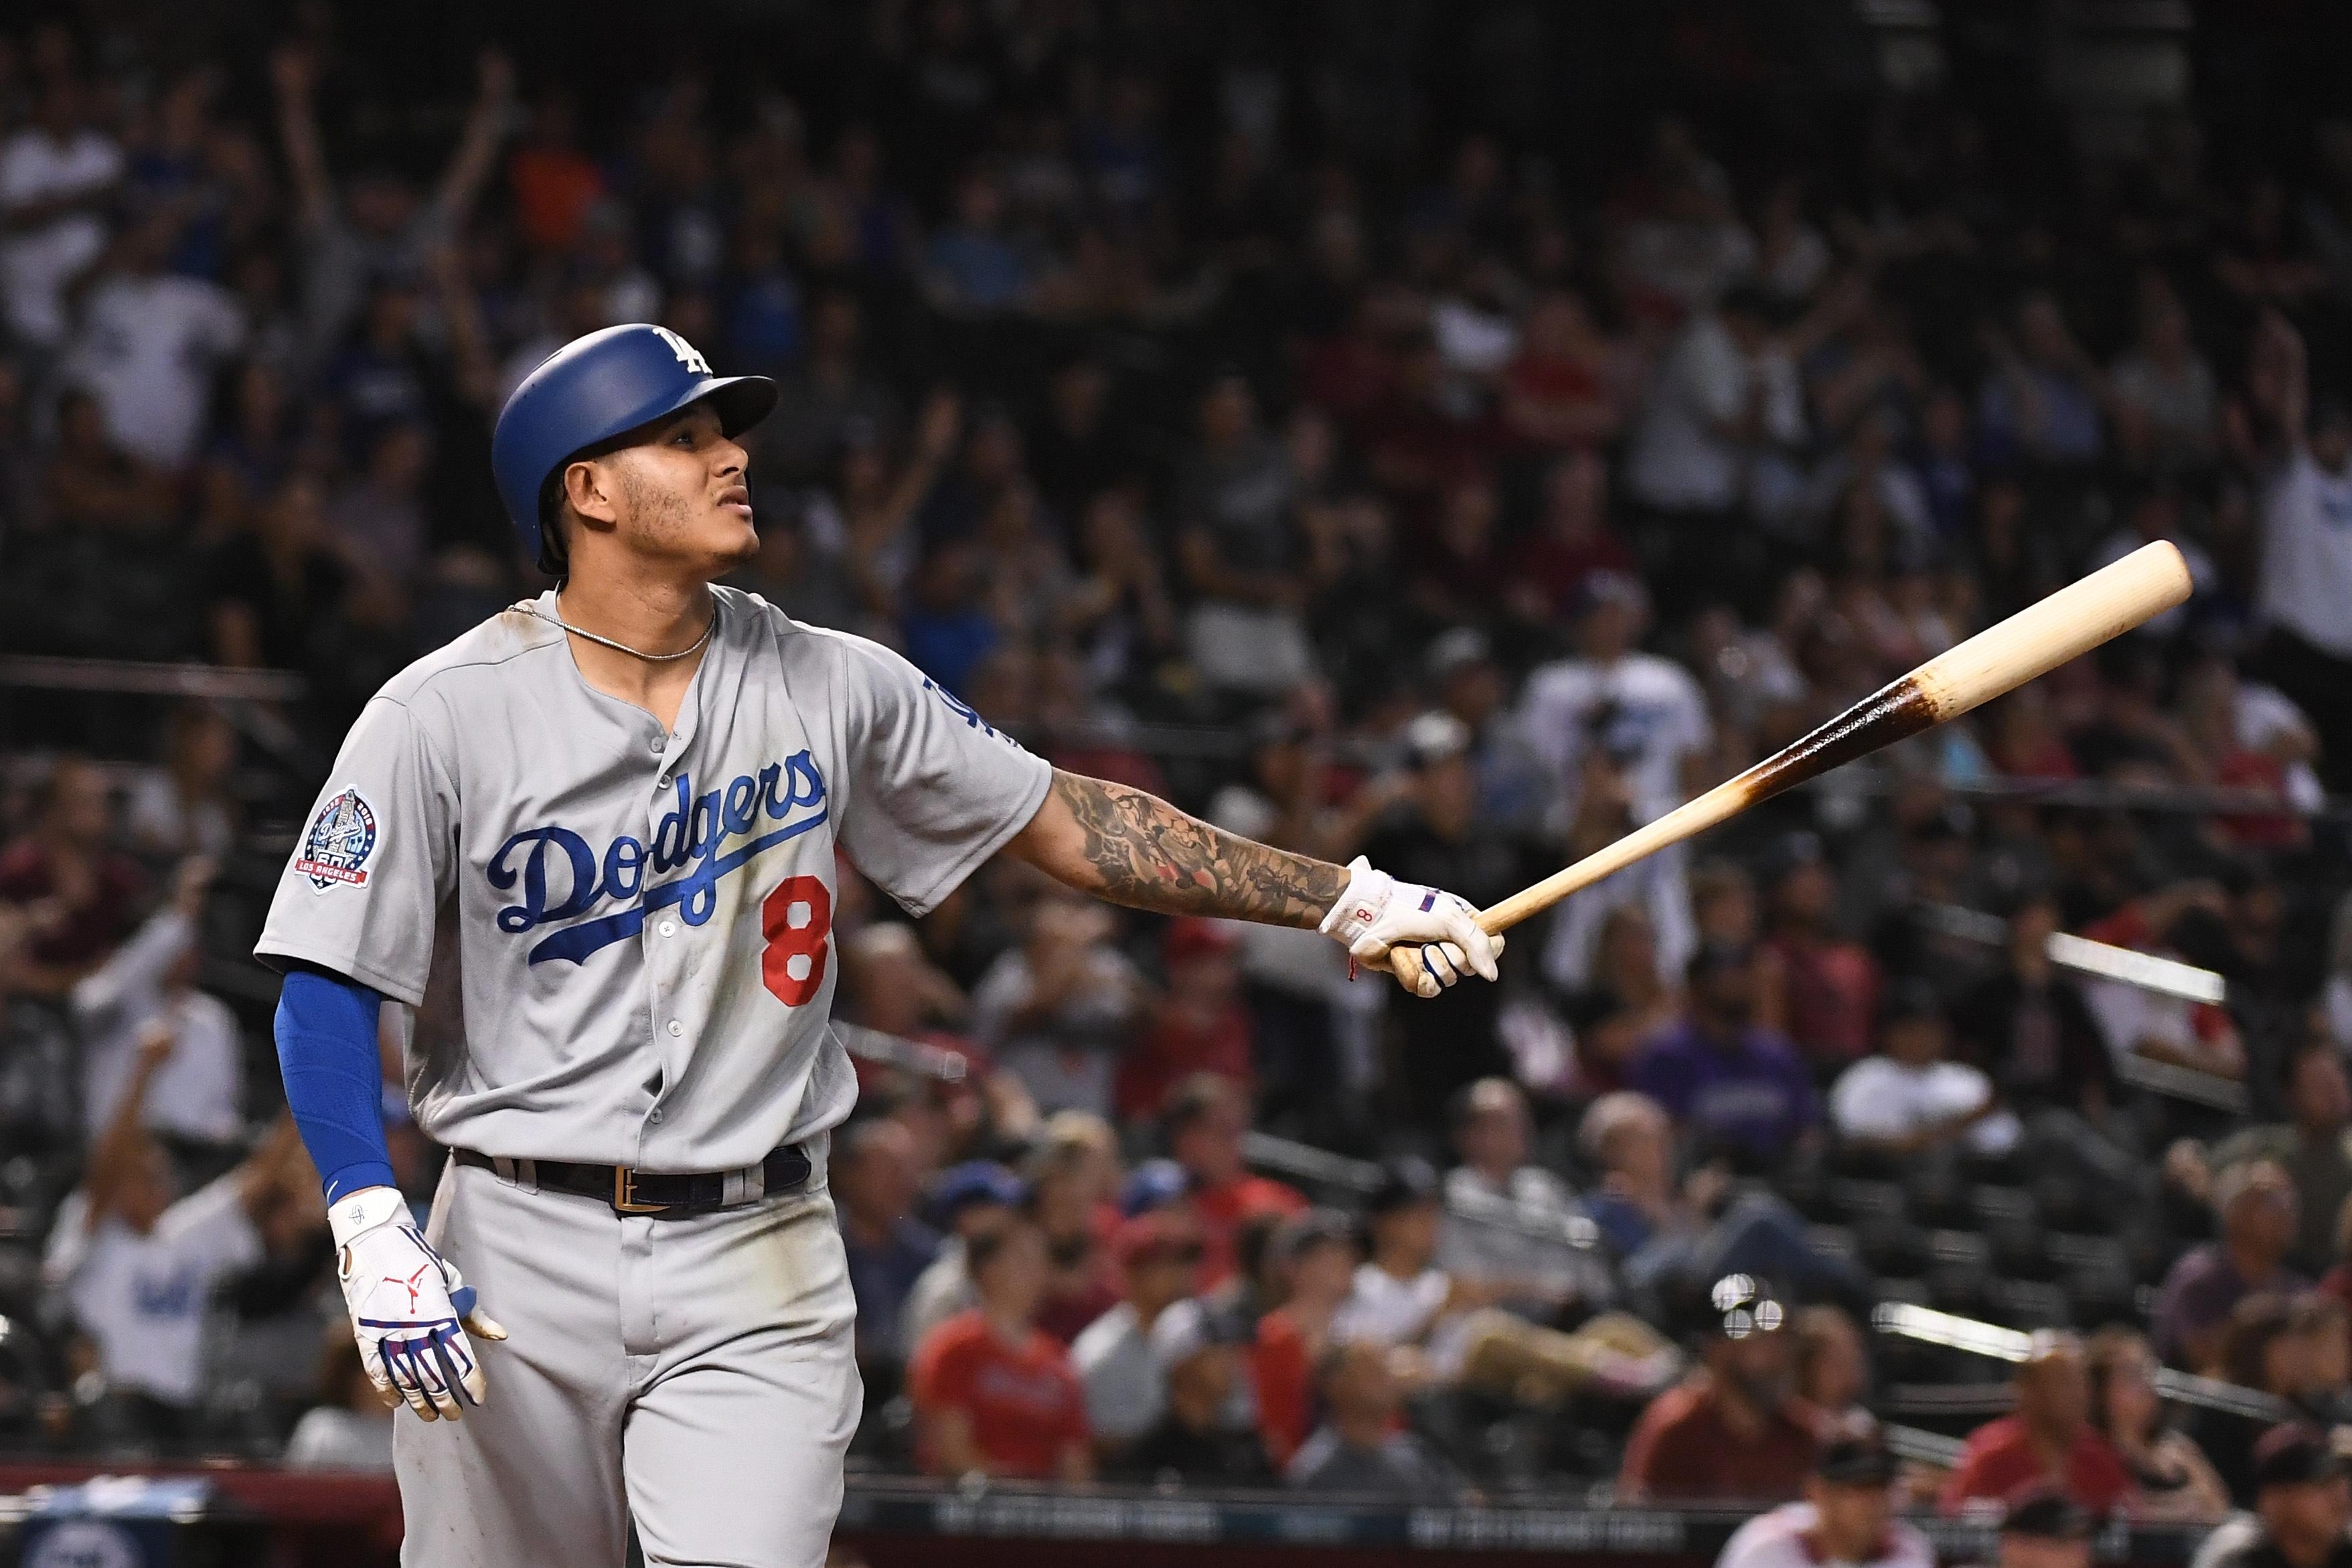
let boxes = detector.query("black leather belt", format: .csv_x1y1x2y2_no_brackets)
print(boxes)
453,1144,811,1217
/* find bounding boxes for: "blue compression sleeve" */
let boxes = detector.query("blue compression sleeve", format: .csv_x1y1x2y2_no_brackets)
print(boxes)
275,969,396,1205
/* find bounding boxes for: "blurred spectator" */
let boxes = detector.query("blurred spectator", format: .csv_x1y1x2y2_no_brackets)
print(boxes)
1995,1490,2096,1568
60,207,244,470
1254,1209,1357,1470
1115,918,1253,1123
1713,1435,1932,1568
1757,838,1880,1068
1579,1091,1861,1304
1952,894,2122,1137
1439,1078,1616,1320
835,1117,941,1370
268,44,512,364
1978,293,2105,470
1626,286,1800,538
42,1032,317,1454
1072,1209,1203,1453
1628,945,1820,1170
2250,313,2352,785
2192,1425,2352,1568
909,1218,1091,1482
1164,1075,1308,1289
900,1160,1025,1354
2108,273,2217,473
2084,1326,2229,1521
72,856,240,1146
1328,1150,1675,1408
1942,1331,2137,1517
1026,1120,1122,1344
1360,714,1529,1119
2154,1160,2310,1373
2203,1041,2352,1276
972,894,1143,1117
0,72,123,351
922,169,1034,318
1792,1305,1871,1427
1619,1272,1819,1503
1175,370,1311,699
1520,572,1712,837
1830,978,2021,1162
1117,1298,1273,1485
282,1328,394,1472
0,755,147,996
123,704,238,862
1285,1337,1463,1500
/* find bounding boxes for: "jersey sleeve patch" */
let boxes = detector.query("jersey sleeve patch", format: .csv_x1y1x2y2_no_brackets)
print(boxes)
295,786,381,892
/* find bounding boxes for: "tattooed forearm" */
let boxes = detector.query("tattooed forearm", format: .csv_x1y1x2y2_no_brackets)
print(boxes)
1017,769,1348,929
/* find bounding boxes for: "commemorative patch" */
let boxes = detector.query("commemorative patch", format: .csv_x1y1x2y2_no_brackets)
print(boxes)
296,787,378,891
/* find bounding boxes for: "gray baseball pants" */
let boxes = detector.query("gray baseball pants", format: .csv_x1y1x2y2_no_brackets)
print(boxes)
396,1140,860,1567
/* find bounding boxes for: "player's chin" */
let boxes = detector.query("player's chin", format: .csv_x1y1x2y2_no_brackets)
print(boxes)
699,509,761,569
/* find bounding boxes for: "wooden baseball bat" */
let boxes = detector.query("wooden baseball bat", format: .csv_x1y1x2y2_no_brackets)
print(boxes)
1391,540,2193,989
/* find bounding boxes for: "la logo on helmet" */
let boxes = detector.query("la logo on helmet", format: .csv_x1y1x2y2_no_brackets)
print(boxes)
651,326,711,377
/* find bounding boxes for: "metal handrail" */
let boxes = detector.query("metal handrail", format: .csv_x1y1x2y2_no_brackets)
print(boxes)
1873,1303,2293,1422
0,656,307,702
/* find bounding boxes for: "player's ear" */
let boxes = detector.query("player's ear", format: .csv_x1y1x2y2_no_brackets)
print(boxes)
562,457,621,528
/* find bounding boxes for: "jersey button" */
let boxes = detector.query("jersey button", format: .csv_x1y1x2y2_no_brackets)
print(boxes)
648,735,664,755
649,1109,663,1123
666,1020,684,1038
657,919,677,938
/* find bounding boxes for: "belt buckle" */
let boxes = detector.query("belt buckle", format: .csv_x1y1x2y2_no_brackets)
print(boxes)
613,1166,668,1214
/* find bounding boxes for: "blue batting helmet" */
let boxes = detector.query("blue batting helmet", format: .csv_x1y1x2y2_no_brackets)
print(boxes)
489,323,777,568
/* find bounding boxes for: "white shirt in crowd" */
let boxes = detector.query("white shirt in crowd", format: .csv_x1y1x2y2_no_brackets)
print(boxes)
284,1406,396,1472
2259,447,2352,658
72,908,244,1145
1829,1054,2021,1156
1715,1501,1935,1568
1628,311,1804,513
0,125,121,348
1334,1263,1480,1379
1517,651,1713,829
41,1176,261,1408
123,772,237,861
1071,1301,1162,1444
64,270,247,469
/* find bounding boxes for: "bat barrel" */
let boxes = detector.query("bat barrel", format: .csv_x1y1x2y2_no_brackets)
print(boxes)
1470,542,2193,939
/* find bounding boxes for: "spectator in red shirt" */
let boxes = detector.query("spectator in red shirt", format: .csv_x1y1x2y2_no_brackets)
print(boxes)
1943,1331,2138,1518
1165,1074,1308,1288
909,1217,1093,1483
1253,1209,1359,1469
0,755,146,997
1498,289,1622,453
1755,836,1880,1069
1115,919,1253,1122
1620,1273,1822,1502
1503,449,1637,627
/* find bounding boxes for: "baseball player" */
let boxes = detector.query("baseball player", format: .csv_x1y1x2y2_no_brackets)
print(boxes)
257,322,1503,1567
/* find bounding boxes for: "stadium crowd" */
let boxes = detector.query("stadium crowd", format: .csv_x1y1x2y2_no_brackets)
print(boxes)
5,0,2352,1547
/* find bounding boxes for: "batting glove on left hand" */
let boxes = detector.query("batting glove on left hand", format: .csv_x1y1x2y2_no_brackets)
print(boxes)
329,1186,506,1421
1319,856,1504,998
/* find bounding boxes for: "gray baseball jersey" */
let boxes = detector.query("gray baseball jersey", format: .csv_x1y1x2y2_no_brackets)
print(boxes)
255,586,1050,1171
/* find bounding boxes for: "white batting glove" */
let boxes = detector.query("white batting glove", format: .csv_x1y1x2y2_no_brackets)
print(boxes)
329,1186,506,1422
1319,856,1504,998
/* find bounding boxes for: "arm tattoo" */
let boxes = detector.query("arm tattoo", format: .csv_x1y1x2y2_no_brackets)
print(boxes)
1047,771,1346,929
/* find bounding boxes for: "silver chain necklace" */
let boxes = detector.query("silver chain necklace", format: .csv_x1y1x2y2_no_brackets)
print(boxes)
527,597,717,662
